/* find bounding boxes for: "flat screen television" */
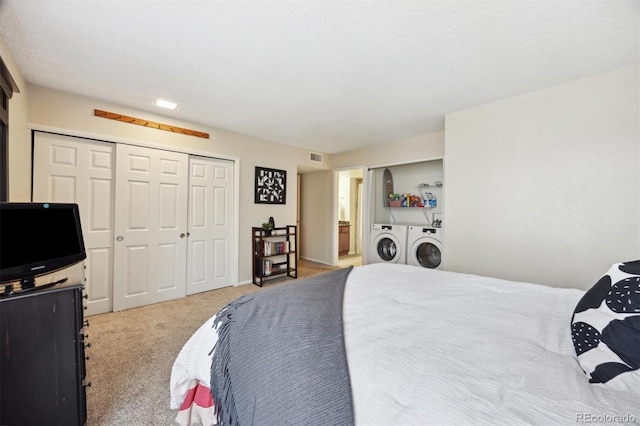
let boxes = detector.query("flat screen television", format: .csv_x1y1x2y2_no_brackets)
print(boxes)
0,202,86,290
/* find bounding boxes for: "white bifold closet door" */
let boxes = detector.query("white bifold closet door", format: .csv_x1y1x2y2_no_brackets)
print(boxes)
33,133,115,315
112,144,189,311
187,156,234,294
33,132,235,315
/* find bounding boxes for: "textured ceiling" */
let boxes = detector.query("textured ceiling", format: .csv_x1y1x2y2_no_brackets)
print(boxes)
0,1,638,154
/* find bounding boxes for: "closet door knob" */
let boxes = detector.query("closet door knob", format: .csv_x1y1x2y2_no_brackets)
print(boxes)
180,233,186,238
116,236,124,242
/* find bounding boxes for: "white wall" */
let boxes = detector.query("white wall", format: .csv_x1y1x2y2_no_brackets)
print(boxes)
338,171,351,221
444,66,639,290
19,85,329,285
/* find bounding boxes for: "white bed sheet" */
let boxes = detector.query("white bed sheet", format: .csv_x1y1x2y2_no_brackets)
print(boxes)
170,314,218,410
345,264,639,425
170,263,640,425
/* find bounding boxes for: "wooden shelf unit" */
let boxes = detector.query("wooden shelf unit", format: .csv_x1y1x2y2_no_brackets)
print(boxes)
252,225,297,286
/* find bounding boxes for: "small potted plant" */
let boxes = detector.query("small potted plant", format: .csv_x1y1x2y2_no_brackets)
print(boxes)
262,221,274,236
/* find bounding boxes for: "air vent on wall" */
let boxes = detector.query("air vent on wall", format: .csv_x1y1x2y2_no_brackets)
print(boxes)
309,152,323,163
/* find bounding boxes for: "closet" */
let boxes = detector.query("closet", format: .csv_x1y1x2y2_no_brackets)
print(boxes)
32,131,235,315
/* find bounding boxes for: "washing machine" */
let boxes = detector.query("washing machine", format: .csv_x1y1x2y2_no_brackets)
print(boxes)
369,224,407,264
407,226,442,269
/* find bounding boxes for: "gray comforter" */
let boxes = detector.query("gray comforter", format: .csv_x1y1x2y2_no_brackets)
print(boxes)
210,266,354,426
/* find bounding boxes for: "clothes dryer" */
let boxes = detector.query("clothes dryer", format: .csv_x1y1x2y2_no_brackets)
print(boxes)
369,224,407,264
407,226,442,269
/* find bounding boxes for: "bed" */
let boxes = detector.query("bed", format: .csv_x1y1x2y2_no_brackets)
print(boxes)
170,262,640,425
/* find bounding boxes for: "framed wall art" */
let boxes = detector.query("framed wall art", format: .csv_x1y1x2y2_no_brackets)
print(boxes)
254,166,287,204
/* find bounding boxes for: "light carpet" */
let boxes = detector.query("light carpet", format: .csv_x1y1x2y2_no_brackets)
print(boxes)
86,259,339,425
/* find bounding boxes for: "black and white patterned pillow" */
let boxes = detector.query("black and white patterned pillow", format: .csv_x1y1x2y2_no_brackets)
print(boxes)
571,260,640,391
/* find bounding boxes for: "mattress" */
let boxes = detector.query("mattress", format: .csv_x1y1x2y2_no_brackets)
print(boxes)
170,263,640,425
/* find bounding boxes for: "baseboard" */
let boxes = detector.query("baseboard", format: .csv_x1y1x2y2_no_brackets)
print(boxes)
300,256,333,266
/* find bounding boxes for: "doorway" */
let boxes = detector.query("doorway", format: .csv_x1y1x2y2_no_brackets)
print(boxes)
337,169,363,267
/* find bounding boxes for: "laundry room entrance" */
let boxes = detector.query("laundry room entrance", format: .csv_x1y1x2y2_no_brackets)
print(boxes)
367,158,444,268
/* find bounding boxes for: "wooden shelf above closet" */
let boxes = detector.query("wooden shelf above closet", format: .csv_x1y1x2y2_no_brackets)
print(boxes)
94,109,209,139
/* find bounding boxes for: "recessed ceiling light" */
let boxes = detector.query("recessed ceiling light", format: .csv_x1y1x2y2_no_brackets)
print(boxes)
154,98,178,110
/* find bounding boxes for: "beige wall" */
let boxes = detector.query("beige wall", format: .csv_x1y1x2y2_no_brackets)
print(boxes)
17,85,329,285
444,65,639,290
299,170,334,263
1,35,29,201
330,131,444,170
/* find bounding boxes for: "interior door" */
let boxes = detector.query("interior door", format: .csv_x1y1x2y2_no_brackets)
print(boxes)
187,156,234,294
113,144,188,311
32,132,115,315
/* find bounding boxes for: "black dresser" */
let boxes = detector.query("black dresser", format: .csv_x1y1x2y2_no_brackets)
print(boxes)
0,284,88,425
